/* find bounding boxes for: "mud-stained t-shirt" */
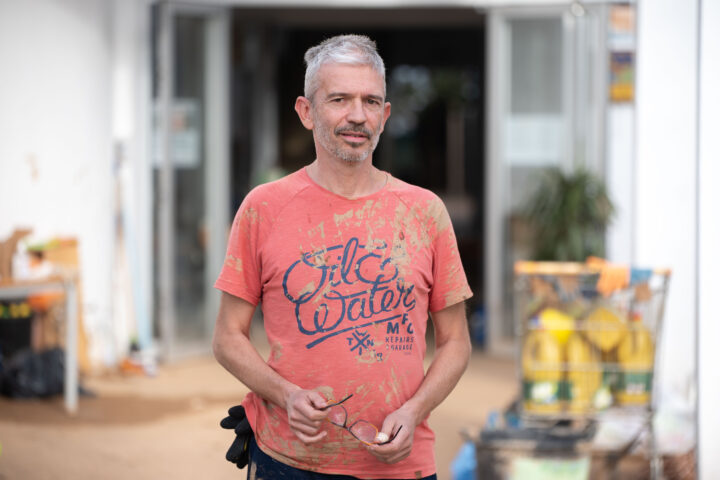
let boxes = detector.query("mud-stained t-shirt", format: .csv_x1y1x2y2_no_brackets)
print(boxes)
215,167,472,479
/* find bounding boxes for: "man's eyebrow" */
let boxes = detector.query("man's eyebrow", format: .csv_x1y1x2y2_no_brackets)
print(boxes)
365,94,385,102
325,92,385,102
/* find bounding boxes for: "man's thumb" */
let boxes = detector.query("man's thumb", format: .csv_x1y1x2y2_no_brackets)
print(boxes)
308,391,328,409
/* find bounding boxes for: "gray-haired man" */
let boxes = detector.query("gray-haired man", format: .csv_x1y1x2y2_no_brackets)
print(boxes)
214,34,472,479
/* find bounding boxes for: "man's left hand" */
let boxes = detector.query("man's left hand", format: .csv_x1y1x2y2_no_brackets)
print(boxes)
366,406,417,464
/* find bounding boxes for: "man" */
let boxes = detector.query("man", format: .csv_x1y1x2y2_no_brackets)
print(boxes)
213,34,472,479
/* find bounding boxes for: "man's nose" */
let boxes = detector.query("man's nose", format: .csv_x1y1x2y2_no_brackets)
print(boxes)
345,98,367,124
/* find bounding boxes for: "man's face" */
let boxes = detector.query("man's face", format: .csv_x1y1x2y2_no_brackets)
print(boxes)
306,63,391,164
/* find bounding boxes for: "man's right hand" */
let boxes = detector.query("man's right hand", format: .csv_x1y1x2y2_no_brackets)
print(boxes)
285,389,329,444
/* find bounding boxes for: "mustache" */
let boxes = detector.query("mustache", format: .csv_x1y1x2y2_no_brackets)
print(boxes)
334,125,372,137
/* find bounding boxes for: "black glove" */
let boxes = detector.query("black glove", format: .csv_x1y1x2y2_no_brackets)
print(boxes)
220,405,252,469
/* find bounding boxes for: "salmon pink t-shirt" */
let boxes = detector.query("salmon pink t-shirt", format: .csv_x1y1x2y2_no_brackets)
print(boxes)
215,168,472,479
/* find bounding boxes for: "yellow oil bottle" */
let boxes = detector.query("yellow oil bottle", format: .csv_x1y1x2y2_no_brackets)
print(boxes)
522,322,563,414
616,313,654,406
585,306,627,353
565,333,602,414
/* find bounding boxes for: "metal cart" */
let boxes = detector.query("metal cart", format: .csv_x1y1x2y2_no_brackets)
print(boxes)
510,261,671,479
470,262,671,479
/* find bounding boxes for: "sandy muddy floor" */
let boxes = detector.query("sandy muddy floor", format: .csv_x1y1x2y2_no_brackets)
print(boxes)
0,347,517,480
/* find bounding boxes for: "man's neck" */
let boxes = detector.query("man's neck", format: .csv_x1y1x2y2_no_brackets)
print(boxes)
307,157,387,200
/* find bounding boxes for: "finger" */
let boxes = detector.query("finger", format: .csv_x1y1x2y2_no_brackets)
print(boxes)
376,417,401,440
290,420,324,436
306,390,328,410
366,441,401,459
369,445,411,464
385,450,411,464
367,428,410,461
289,397,325,421
293,428,328,445
376,422,403,445
297,402,328,422
288,409,324,428
289,408,324,425
291,406,327,425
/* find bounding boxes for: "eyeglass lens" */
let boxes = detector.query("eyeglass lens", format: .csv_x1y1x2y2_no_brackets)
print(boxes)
326,404,349,427
325,401,401,445
348,420,379,444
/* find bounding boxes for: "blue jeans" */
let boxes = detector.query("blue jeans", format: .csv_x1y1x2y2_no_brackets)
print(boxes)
247,436,437,480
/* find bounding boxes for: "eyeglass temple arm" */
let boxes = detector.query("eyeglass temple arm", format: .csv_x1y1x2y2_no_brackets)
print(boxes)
321,393,354,410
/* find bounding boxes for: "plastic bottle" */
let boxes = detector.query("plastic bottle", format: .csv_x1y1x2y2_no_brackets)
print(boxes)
585,306,627,353
616,312,654,405
538,308,575,345
566,333,602,414
522,319,563,414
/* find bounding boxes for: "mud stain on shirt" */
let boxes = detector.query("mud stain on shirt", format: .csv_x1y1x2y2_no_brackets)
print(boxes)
269,342,284,362
307,221,326,240
298,281,316,298
334,209,354,229
224,254,243,273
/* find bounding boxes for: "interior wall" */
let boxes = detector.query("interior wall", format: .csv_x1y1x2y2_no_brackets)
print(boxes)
0,1,115,365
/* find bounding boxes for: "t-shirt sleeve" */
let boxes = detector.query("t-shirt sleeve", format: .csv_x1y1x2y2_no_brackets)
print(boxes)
214,194,264,305
428,198,473,313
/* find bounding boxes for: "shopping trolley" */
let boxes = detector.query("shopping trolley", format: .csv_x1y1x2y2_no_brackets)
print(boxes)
510,260,671,478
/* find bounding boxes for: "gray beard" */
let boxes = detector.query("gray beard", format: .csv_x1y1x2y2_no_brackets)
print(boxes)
336,148,369,164
315,123,379,164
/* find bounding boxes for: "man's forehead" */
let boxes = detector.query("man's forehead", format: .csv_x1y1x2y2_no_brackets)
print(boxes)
316,63,385,96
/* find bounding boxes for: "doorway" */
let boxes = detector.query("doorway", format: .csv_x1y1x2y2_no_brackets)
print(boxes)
229,10,489,330
152,3,230,359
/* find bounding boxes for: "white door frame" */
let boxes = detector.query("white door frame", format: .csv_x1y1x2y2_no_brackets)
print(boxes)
485,5,605,354
155,1,230,359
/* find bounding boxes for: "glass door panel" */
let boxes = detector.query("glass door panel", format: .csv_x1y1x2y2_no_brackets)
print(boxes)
153,4,229,359
487,6,604,350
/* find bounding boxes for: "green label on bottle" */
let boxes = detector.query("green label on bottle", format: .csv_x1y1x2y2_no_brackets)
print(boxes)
523,380,560,404
602,369,622,391
617,371,653,394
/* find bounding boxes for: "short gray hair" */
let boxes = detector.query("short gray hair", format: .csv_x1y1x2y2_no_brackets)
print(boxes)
303,34,386,101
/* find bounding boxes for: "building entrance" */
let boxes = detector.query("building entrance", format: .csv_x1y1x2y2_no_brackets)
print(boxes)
229,10,488,333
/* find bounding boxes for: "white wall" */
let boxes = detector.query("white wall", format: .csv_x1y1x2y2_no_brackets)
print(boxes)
110,0,154,359
698,0,720,476
635,0,697,406
635,0,720,473
0,1,115,366
606,104,635,265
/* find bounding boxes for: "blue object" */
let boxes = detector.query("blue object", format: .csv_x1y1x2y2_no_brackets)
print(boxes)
486,410,500,429
451,442,477,480
630,268,653,285
469,306,486,347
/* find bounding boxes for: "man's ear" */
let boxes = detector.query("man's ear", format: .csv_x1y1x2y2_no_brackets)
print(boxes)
295,96,314,130
379,101,391,134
